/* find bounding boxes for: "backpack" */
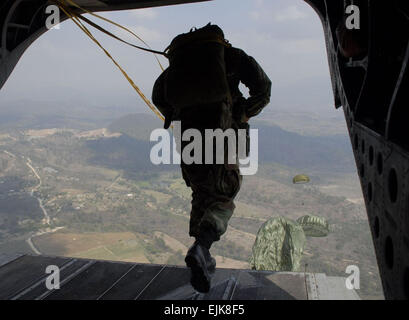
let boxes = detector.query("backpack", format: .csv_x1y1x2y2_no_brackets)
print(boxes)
164,23,232,109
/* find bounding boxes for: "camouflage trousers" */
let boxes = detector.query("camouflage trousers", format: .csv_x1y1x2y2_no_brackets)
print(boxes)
182,162,242,240
178,102,243,241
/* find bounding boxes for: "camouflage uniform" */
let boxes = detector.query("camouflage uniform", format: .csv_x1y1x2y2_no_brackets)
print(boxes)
152,46,271,244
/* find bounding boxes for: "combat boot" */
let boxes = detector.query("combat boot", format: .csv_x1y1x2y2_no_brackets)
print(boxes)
185,241,215,293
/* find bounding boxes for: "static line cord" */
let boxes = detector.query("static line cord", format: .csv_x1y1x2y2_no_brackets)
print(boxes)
56,1,165,122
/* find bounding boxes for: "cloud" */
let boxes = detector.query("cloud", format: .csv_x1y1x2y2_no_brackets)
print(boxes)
252,0,265,8
273,5,308,22
249,10,261,20
114,25,164,45
279,38,323,55
250,3,310,25
128,8,158,20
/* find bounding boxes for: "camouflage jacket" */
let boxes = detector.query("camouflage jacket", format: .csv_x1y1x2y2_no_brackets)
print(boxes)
225,47,272,120
152,46,272,125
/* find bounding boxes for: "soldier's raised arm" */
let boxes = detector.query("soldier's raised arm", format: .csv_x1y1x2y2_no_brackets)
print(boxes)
236,49,272,119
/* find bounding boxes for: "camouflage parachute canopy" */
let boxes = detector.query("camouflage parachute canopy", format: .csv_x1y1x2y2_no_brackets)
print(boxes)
250,217,306,272
293,174,310,184
296,215,329,237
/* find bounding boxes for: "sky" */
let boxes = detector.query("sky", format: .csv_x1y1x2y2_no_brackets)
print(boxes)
0,0,340,118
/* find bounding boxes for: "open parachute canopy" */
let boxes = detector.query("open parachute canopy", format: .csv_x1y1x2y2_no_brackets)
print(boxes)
250,217,306,272
292,174,310,184
296,215,329,237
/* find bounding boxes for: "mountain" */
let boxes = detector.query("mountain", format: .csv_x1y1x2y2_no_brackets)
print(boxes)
0,99,137,131
255,123,355,172
108,113,164,141
107,113,356,173
85,134,178,176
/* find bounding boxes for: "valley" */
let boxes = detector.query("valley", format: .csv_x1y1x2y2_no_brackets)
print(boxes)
0,112,383,299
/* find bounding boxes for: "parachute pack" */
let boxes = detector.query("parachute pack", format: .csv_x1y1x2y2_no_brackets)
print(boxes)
164,23,233,109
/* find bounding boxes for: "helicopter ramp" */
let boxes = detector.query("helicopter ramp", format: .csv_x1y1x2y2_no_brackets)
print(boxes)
0,253,359,300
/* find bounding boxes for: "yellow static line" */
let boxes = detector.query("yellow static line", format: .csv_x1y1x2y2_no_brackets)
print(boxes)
56,1,165,122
